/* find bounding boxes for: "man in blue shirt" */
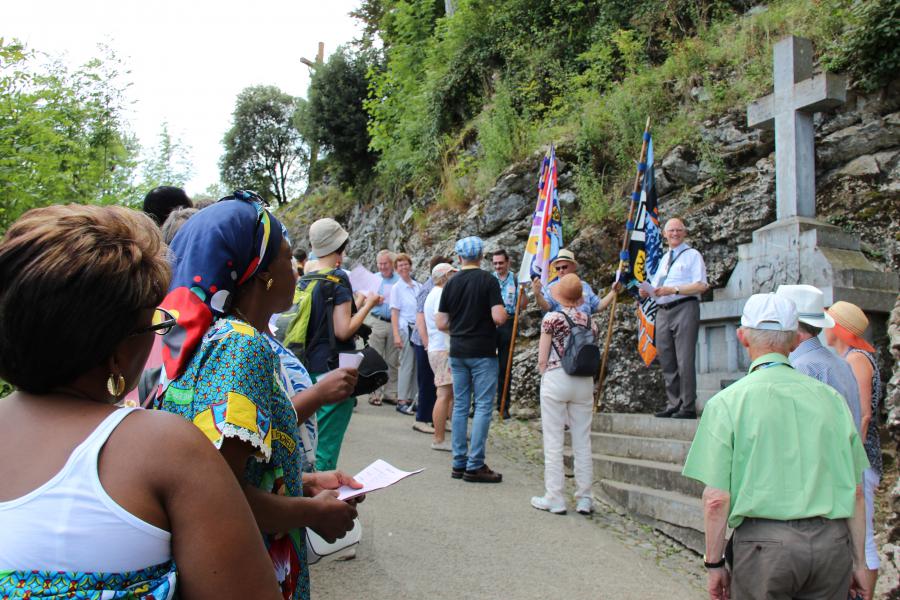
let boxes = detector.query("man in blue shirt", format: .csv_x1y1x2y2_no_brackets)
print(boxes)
366,249,401,405
532,249,614,316
776,284,862,430
491,249,526,418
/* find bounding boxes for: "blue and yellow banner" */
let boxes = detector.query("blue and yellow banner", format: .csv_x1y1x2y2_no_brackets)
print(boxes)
623,137,662,366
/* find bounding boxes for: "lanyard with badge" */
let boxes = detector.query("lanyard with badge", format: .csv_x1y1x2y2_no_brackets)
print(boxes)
750,361,793,373
658,247,691,286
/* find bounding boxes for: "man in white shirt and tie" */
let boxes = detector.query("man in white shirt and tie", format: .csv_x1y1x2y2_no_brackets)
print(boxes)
640,218,709,419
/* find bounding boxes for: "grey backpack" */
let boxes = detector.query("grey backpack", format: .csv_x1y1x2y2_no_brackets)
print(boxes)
555,311,600,377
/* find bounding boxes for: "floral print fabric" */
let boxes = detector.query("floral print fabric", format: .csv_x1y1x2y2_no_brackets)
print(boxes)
0,560,176,599
156,318,310,600
265,334,318,473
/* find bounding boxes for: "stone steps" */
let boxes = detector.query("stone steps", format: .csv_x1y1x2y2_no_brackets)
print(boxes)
599,480,705,554
592,432,692,464
563,412,705,553
592,413,698,442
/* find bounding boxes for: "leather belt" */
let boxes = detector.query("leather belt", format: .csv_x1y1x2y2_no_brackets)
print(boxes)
658,296,698,310
378,315,392,322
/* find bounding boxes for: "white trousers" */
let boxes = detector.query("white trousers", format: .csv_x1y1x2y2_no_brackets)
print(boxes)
863,467,880,569
539,367,594,505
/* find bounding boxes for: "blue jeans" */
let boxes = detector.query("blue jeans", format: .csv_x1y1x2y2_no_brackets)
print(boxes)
450,356,498,471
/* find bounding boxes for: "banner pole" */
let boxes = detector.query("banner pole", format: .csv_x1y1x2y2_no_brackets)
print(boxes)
499,284,525,419
596,116,652,412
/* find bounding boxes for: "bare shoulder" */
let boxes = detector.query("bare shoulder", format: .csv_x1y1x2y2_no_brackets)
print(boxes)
845,352,873,373
115,409,219,460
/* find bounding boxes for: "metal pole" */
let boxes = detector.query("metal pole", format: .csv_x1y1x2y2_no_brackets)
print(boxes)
595,116,652,412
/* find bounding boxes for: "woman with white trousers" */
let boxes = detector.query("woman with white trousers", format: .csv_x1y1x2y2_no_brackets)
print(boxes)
533,274,604,516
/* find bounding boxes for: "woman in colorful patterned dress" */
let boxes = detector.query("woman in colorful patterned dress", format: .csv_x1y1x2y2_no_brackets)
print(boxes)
0,204,281,599
825,301,884,593
154,192,361,600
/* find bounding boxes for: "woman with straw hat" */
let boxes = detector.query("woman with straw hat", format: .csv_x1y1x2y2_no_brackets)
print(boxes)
825,300,882,591
532,274,601,516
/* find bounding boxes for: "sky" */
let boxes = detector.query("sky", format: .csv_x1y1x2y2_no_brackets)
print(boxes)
3,0,363,195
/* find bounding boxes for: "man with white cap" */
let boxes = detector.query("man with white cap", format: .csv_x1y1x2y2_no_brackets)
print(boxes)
683,293,870,600
776,284,862,430
436,236,507,483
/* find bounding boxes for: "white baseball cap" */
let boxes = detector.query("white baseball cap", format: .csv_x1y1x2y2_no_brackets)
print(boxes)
741,293,798,331
431,262,458,279
774,284,835,328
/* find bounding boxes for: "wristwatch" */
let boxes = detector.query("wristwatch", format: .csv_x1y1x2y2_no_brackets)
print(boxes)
674,286,681,295
703,554,726,569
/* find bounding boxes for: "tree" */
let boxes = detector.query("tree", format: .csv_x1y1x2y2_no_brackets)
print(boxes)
140,122,193,191
219,85,306,205
0,39,139,231
304,48,379,187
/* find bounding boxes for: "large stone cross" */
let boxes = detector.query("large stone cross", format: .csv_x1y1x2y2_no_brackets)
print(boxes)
747,36,846,220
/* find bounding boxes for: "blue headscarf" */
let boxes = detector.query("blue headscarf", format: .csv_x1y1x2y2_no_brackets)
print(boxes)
160,191,284,381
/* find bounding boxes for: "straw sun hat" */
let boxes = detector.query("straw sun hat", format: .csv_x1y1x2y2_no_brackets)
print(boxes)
550,274,584,307
826,301,875,353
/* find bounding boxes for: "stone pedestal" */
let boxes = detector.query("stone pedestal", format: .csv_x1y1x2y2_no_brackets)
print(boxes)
696,217,898,408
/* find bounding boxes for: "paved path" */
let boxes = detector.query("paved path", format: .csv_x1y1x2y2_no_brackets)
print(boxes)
310,401,703,599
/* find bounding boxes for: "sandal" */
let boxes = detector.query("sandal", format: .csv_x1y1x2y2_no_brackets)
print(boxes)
368,397,383,406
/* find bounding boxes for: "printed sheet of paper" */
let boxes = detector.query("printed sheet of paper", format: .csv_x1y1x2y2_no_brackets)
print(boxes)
348,265,382,295
638,281,656,295
336,459,424,501
339,352,364,369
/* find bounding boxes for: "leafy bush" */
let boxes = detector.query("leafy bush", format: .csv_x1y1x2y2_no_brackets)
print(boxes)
823,0,900,92
475,81,529,189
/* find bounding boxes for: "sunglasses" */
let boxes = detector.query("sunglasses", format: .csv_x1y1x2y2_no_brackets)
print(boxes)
133,307,177,336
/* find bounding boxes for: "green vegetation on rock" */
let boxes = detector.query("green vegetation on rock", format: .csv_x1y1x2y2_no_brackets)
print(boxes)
313,0,899,226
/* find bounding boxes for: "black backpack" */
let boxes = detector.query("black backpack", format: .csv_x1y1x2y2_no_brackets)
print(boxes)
554,311,600,377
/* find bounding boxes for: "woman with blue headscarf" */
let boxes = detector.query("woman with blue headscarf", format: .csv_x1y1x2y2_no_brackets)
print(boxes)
154,192,361,600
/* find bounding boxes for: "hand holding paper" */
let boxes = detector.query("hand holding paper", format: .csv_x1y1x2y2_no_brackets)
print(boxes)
339,352,364,369
638,281,656,295
336,459,424,501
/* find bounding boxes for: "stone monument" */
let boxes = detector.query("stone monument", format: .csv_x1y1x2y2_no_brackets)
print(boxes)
695,35,899,406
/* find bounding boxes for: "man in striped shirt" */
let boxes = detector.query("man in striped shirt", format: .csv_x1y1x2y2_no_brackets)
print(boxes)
776,284,861,430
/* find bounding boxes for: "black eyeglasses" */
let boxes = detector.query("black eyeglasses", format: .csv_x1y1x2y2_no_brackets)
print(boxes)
133,308,177,336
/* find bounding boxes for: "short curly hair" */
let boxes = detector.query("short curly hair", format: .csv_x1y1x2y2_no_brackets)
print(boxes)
0,204,171,393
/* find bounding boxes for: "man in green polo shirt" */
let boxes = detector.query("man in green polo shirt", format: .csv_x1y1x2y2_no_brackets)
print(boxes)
683,293,870,600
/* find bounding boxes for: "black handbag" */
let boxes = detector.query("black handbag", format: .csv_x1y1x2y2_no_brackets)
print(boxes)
353,345,389,396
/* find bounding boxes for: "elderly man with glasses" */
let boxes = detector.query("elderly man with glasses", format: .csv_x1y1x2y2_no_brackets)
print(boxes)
640,218,709,420
532,249,617,316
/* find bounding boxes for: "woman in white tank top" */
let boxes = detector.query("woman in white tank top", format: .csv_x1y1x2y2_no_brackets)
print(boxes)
0,205,281,599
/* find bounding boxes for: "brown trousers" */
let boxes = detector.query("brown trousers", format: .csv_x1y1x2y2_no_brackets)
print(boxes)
732,517,852,600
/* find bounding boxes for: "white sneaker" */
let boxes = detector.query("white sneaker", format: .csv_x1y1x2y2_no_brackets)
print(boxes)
530,495,566,514
576,497,594,515
431,440,452,452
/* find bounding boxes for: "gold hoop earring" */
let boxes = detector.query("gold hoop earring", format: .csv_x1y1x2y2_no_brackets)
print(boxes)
266,278,274,291
107,373,125,398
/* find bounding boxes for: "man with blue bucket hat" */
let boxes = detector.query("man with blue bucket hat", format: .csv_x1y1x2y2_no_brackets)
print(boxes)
435,236,507,483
